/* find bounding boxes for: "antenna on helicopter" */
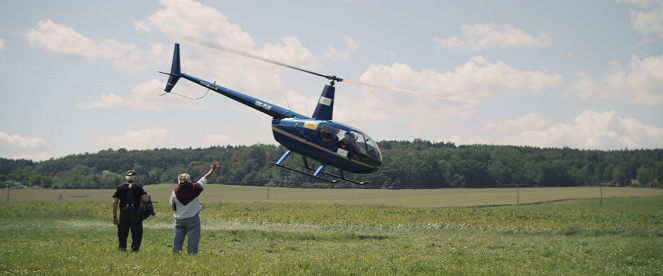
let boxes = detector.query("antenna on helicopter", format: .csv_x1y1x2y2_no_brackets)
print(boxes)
158,81,215,100
284,94,291,111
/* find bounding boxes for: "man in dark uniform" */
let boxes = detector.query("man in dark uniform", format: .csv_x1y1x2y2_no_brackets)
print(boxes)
112,170,150,252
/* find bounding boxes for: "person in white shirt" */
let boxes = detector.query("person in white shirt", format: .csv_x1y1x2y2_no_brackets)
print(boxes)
169,161,219,254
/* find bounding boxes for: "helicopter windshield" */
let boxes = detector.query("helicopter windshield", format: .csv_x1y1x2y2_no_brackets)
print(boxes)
350,130,382,166
317,124,381,166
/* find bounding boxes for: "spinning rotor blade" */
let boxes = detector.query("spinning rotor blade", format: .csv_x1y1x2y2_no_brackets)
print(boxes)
184,36,342,83
184,36,480,103
341,79,449,99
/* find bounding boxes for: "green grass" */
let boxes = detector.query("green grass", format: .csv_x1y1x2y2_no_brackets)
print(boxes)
6,185,663,207
0,195,662,275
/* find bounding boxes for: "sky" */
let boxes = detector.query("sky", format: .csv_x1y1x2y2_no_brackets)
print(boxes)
1,0,662,161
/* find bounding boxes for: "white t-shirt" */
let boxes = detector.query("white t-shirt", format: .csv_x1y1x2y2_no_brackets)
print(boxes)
169,177,207,219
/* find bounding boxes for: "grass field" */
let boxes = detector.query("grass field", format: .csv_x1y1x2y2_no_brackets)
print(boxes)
1,187,662,275
5,184,663,207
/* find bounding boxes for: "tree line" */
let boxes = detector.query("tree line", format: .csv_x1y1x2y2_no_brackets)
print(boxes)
1,139,662,189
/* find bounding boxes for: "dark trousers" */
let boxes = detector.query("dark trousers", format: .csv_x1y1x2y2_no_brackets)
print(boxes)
117,208,143,251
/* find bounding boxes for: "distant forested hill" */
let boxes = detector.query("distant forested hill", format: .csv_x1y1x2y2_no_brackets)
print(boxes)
1,140,662,189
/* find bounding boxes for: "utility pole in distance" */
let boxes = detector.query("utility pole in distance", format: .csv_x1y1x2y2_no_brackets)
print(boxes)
600,184,602,208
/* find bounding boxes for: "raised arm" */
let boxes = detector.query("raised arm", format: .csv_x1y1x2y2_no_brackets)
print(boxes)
204,161,220,180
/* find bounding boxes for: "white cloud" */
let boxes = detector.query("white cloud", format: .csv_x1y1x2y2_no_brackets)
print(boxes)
136,0,255,50
202,133,246,147
618,0,661,6
359,56,563,99
517,110,663,150
378,48,396,59
138,0,318,69
333,92,395,123
76,79,211,110
23,0,310,77
323,45,349,61
94,128,175,150
23,19,136,62
77,93,131,110
323,36,359,61
618,0,663,38
135,0,319,98
0,132,53,161
111,42,171,74
630,5,663,38
482,113,551,133
328,56,563,125
345,36,359,52
447,110,663,150
436,136,464,145
21,20,170,74
0,37,6,71
566,54,663,105
254,36,319,69
435,23,552,51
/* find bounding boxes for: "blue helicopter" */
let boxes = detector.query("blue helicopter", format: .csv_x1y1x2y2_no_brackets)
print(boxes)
160,39,451,185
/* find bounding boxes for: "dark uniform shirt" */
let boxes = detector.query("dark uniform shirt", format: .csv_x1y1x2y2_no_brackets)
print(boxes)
113,182,147,209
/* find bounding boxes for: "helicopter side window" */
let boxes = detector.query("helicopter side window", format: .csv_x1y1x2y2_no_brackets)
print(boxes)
318,125,332,144
334,129,350,151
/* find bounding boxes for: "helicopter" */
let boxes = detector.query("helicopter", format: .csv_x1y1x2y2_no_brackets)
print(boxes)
160,39,453,185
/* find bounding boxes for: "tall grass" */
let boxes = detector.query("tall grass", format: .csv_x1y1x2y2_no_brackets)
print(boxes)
1,196,662,275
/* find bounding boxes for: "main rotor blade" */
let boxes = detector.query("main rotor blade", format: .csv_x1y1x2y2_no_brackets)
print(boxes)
342,79,485,104
184,36,483,103
184,36,342,83
341,80,449,99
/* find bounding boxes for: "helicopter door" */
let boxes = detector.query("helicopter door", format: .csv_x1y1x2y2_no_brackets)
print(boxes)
318,125,333,144
333,128,351,158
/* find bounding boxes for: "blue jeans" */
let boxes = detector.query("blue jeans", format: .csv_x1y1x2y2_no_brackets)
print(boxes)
173,213,201,254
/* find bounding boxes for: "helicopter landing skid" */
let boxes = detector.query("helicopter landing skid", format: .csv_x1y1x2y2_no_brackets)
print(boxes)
300,166,368,185
271,150,365,185
270,162,340,183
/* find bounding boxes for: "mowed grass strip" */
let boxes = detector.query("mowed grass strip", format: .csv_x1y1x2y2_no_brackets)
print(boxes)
0,197,662,275
5,185,663,207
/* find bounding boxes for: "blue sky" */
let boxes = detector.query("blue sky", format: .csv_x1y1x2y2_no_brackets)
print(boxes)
1,0,662,161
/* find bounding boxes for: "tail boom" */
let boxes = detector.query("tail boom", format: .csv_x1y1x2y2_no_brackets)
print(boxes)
179,73,307,119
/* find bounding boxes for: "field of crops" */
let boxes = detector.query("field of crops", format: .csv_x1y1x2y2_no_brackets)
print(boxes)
0,187,661,275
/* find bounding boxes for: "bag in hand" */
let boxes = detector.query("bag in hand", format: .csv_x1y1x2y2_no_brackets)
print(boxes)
138,195,156,220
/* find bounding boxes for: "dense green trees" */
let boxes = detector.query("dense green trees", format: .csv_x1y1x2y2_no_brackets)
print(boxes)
1,140,662,189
